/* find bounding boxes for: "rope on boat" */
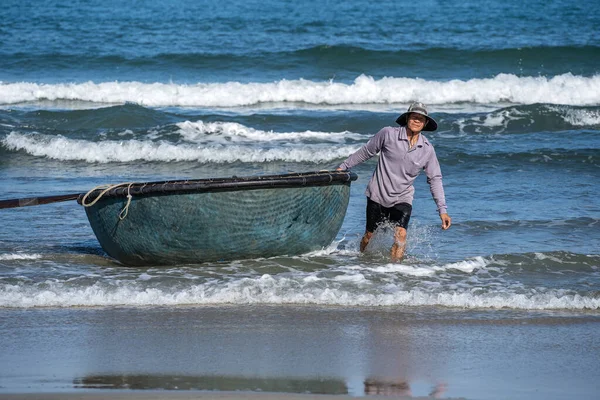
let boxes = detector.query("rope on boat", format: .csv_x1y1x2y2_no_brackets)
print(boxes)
118,183,134,220
80,182,135,220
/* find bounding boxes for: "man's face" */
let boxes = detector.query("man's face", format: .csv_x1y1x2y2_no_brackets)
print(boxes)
407,113,427,133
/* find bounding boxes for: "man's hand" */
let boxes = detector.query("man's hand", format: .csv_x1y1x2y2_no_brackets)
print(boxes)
440,213,452,230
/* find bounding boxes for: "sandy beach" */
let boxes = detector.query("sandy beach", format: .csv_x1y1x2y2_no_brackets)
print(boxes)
1,305,598,400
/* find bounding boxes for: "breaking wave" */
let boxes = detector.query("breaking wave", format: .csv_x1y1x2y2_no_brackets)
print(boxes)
2,73,600,107
1,253,598,310
1,131,360,163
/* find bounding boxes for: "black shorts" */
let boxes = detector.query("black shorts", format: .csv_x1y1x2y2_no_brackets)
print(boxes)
366,197,412,233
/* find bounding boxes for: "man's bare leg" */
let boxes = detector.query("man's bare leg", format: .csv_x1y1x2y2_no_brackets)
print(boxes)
391,227,407,261
360,231,374,252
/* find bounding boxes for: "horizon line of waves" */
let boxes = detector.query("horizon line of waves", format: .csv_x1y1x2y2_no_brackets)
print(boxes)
2,73,600,107
7,44,600,62
1,132,361,163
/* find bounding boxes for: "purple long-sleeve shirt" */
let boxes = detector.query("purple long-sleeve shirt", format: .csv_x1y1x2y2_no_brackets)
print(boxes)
339,126,448,215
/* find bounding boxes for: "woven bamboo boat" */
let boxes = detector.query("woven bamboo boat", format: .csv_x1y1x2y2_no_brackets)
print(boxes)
77,170,357,266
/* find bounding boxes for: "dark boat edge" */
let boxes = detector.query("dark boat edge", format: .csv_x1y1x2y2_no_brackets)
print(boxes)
77,170,358,204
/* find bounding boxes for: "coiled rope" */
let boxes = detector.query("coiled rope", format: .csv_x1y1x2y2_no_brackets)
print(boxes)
80,182,135,220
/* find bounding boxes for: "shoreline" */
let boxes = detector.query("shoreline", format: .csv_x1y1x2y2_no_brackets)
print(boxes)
1,306,598,400
0,391,444,400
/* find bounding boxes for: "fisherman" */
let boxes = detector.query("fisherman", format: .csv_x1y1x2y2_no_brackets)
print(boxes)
337,102,451,261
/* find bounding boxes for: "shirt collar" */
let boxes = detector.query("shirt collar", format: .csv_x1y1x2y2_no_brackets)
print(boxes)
398,126,424,148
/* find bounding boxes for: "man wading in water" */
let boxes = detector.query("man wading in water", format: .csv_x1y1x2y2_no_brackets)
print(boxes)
337,102,451,261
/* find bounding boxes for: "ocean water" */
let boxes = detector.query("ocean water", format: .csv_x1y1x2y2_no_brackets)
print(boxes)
1,0,599,315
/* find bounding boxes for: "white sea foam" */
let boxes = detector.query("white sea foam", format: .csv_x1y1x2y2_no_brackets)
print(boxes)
1,279,597,310
1,255,597,310
456,105,600,131
454,107,533,133
1,73,599,107
300,237,360,258
367,257,490,277
560,108,600,126
0,253,43,261
1,132,360,163
176,121,366,144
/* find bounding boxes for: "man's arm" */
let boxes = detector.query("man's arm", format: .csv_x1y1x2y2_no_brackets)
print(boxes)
424,147,451,230
338,127,388,170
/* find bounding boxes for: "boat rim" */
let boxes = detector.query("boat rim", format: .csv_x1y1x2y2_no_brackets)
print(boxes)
77,170,358,204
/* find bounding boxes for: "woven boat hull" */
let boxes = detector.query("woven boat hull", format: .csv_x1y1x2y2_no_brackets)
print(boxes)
79,171,357,266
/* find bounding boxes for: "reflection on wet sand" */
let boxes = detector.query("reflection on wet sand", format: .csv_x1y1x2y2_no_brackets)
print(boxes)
74,375,348,394
364,379,447,398
75,374,449,398
364,378,411,396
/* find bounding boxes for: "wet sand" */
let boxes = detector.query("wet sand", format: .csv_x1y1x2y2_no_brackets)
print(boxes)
0,393,441,400
0,305,598,400
0,393,426,400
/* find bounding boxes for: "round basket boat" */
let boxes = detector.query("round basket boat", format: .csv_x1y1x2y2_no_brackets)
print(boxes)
78,170,358,266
